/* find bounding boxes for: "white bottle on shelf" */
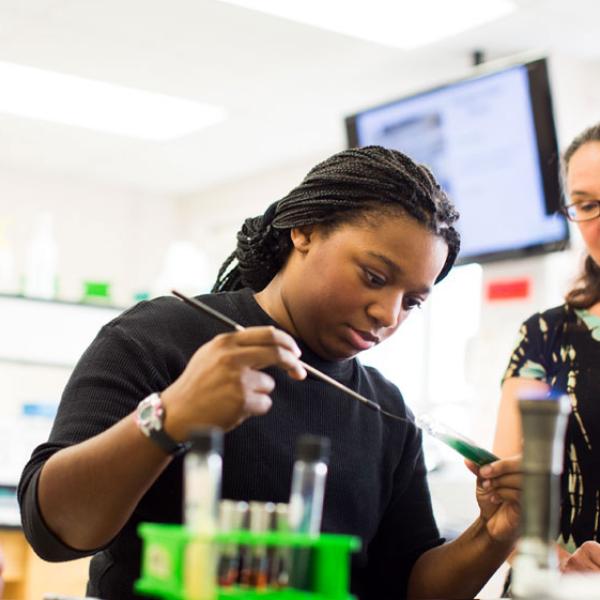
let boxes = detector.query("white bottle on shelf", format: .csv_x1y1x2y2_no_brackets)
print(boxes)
24,212,58,299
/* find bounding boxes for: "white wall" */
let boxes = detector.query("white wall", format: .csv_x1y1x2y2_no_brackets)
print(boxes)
176,154,323,288
0,167,179,307
550,55,600,147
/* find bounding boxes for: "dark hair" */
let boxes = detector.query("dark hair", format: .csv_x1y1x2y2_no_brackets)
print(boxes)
212,145,460,293
562,123,600,309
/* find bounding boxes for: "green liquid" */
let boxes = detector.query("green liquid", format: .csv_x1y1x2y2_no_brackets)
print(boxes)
439,435,498,466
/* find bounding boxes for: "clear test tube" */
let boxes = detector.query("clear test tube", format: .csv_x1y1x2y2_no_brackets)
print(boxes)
288,435,330,591
183,427,223,600
240,501,275,589
269,502,290,588
415,413,498,466
288,435,330,534
217,500,248,586
234,501,251,586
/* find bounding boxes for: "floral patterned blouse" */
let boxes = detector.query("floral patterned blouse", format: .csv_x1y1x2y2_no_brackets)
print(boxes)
503,304,600,551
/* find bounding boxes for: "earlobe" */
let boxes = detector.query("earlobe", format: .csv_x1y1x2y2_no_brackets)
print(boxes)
290,226,314,253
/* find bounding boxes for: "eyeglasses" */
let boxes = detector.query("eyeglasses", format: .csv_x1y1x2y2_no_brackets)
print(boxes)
560,200,600,222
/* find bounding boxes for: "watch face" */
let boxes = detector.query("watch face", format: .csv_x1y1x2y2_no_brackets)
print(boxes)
137,395,163,435
139,404,154,422
136,394,180,454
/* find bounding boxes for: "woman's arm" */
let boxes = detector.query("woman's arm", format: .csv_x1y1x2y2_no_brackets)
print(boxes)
35,326,305,552
407,517,512,599
37,411,172,551
493,377,550,458
407,456,521,599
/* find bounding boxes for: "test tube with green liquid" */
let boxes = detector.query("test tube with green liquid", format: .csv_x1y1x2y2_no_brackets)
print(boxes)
416,414,498,466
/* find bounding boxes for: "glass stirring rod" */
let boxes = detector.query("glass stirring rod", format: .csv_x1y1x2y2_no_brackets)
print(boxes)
171,289,409,423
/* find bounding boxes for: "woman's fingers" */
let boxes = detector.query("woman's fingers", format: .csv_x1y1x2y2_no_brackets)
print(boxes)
166,326,307,433
240,368,276,394
244,393,273,417
464,459,479,476
216,328,307,380
228,326,301,356
479,455,521,478
480,458,521,503
569,542,600,570
224,346,306,379
239,369,275,416
468,455,523,504
484,488,520,504
481,473,521,491
581,541,600,569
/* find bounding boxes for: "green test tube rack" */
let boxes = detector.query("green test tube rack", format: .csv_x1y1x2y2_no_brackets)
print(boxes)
135,522,361,600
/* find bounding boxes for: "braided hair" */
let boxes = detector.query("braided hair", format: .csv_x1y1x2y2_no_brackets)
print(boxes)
212,145,460,293
563,122,600,308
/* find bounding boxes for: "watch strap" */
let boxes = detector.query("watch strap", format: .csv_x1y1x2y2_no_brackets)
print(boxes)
149,426,187,456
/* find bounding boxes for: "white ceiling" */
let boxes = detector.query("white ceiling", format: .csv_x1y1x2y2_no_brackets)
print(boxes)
0,0,598,196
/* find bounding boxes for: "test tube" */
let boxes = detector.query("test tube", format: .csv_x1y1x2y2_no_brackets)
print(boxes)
183,427,223,600
268,503,290,588
288,435,330,590
415,413,498,466
288,435,330,534
217,500,248,586
240,501,275,589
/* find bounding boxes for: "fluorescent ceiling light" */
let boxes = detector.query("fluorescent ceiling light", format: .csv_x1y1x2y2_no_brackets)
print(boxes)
219,0,516,49
0,62,227,140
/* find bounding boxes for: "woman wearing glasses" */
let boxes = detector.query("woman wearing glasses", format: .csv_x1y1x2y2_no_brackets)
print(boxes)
494,122,600,572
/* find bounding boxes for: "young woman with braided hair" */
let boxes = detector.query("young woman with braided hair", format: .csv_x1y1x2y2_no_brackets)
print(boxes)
19,145,521,599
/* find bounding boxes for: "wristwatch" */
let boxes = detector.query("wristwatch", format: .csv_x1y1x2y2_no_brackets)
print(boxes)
135,393,187,456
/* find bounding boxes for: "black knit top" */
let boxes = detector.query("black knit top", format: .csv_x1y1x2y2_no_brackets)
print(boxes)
18,288,442,599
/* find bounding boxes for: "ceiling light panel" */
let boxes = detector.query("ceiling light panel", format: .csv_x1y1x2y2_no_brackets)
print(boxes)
0,62,227,140
219,0,516,49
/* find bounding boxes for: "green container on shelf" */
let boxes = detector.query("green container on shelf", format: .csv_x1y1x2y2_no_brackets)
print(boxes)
135,523,360,600
82,280,111,304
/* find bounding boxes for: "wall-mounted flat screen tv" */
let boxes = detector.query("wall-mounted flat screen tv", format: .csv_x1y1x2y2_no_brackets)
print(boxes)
345,57,569,265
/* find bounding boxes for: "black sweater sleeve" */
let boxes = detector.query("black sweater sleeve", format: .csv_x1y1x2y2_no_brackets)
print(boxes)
18,308,178,561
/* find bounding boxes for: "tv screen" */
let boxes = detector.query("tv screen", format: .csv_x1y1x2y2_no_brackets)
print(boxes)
345,58,569,265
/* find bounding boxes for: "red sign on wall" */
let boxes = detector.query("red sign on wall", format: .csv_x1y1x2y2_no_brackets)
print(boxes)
486,278,531,301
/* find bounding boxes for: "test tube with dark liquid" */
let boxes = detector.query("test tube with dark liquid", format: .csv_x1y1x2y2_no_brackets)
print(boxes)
240,501,274,590
268,503,290,588
217,499,248,586
415,414,498,466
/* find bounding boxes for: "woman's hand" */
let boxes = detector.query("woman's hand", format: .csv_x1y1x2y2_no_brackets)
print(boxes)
560,541,600,572
465,455,522,544
161,326,307,437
